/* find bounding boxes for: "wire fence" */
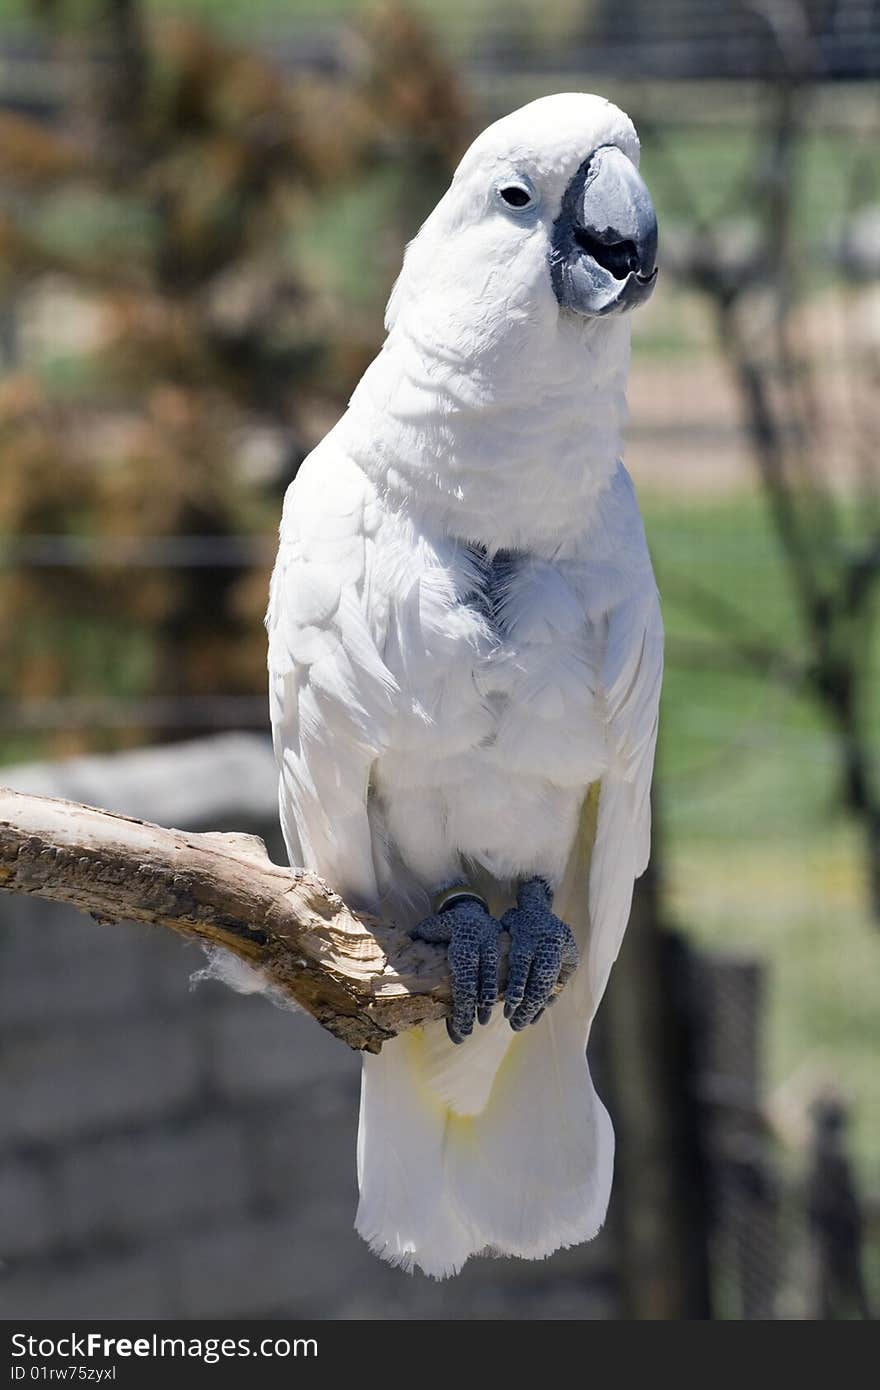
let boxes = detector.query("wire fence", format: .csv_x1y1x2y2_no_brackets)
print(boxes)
0,535,275,568
2,0,880,94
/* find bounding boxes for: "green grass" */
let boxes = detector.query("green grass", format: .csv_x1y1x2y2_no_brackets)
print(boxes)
644,493,880,1183
639,126,876,250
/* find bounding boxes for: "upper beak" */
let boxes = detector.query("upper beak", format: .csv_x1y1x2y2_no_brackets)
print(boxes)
551,144,659,318
576,145,658,288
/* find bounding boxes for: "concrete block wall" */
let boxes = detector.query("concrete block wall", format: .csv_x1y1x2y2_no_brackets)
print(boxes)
0,735,617,1319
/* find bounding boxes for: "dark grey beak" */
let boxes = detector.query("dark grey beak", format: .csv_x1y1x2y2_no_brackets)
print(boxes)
551,145,658,318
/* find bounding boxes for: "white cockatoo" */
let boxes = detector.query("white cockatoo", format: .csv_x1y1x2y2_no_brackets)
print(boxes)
267,93,663,1278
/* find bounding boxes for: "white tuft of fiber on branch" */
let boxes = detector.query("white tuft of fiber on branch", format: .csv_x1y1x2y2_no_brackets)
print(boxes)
190,945,302,1014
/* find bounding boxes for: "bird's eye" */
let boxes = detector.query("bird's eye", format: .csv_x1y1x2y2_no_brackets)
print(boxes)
498,183,535,210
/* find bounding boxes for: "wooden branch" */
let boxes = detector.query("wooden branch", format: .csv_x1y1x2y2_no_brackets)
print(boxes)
0,787,454,1053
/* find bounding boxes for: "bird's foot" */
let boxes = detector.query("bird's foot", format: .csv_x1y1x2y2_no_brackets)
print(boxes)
500,877,579,1031
412,890,502,1045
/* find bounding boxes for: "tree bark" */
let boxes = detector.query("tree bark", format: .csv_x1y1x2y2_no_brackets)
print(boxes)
0,786,455,1053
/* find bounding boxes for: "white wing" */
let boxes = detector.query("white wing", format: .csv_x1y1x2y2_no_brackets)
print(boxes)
266,440,397,910
582,467,664,1009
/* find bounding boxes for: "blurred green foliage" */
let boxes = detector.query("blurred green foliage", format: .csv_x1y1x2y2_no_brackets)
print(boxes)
0,0,470,755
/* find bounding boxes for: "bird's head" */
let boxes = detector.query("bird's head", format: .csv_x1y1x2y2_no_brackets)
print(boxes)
388,93,658,357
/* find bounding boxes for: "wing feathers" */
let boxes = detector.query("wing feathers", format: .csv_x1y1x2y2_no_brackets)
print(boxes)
586,582,663,1007
267,445,396,908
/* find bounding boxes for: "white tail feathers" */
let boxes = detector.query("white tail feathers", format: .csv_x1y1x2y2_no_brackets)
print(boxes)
355,785,616,1278
416,1009,517,1116
355,986,614,1278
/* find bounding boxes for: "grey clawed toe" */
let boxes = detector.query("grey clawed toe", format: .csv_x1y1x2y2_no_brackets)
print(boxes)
500,877,579,1031
413,877,578,1044
412,896,502,1044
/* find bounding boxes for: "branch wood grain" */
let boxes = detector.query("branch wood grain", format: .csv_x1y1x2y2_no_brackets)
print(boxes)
0,787,458,1052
